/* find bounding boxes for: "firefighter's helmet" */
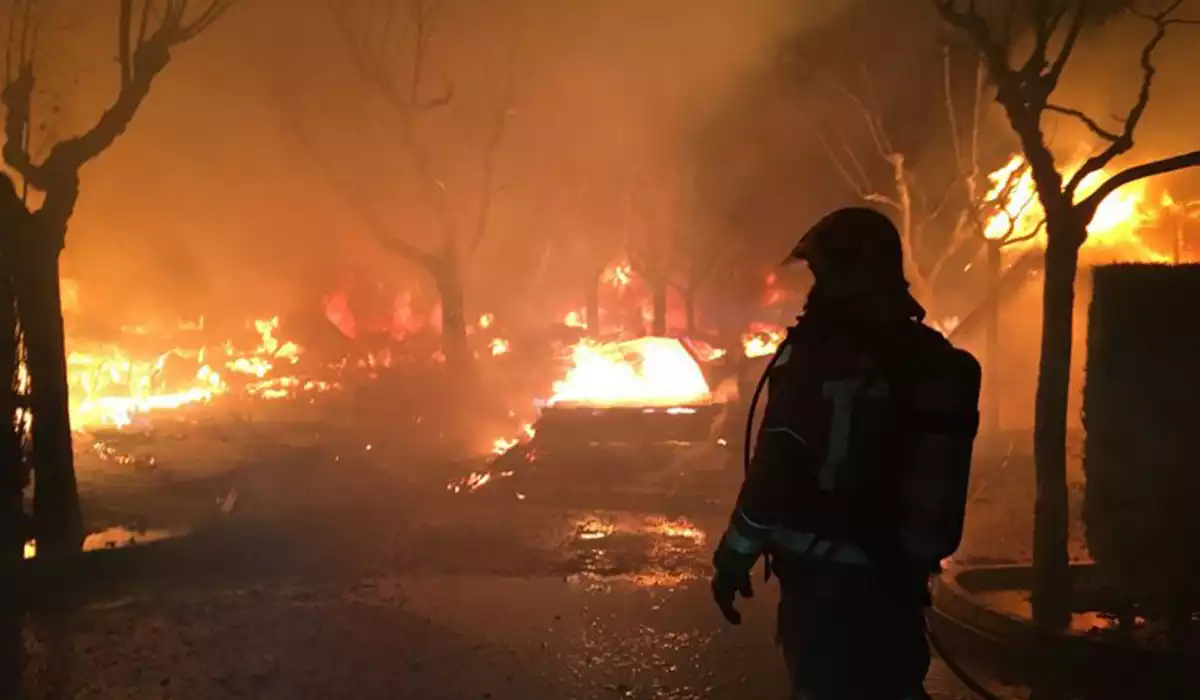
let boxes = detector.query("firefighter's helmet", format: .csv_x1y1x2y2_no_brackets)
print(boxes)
785,207,907,296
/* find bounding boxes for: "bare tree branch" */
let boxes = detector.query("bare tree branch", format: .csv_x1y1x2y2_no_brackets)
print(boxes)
1045,103,1120,142
863,191,903,210
2,0,45,185
1040,1,1087,97
1,0,238,188
119,0,133,86
932,1,1016,81
1000,216,1046,248
1077,150,1200,222
810,113,872,198
1018,1,1070,84
823,74,893,163
328,0,457,244
467,37,518,256
1064,1,1186,197
265,61,440,271
943,46,965,176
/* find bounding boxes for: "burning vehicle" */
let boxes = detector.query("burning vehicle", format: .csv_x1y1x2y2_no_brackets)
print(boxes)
453,335,739,499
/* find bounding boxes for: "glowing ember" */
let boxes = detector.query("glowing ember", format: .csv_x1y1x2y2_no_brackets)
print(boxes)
478,313,495,329
742,324,785,358
548,337,712,408
984,154,1172,262
489,337,510,356
492,422,535,455
447,469,516,493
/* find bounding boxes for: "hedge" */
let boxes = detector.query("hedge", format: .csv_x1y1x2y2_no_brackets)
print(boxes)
1083,263,1200,630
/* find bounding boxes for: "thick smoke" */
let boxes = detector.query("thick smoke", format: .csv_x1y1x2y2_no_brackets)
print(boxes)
36,0,798,328
691,0,1200,434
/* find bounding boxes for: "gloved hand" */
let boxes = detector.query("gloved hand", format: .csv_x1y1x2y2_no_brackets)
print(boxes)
711,545,757,625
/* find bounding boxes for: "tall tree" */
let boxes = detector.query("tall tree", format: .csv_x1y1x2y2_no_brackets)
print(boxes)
326,0,517,370
672,161,747,337
0,0,234,557
624,158,678,336
934,0,1200,628
808,61,972,309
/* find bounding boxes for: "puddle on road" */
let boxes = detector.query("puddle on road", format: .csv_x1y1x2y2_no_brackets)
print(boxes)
24,525,184,559
563,513,711,589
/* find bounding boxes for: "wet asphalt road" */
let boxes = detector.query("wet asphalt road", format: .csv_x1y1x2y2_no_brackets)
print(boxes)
9,448,1015,699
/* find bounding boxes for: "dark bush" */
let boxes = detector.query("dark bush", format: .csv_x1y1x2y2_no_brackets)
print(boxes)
1083,263,1200,631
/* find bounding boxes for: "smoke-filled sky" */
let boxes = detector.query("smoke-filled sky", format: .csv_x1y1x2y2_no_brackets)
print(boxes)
9,0,1200,326
35,0,797,324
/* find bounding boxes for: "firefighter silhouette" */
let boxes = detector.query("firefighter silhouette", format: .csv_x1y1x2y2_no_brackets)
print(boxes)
711,207,982,700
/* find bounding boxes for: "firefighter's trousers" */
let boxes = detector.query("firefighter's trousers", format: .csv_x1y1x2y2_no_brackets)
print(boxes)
776,560,931,700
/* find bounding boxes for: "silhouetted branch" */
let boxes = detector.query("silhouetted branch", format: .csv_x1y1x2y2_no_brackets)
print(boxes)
1077,150,1200,223
1040,2,1086,97
822,73,892,163
1,0,236,191
1001,217,1046,248
468,38,518,257
932,1,1011,76
1045,104,1120,142
264,37,440,272
119,0,133,85
1065,1,1187,197
329,0,453,115
811,117,866,198
1018,2,1069,84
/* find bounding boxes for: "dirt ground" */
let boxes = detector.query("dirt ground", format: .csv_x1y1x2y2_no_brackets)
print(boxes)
4,407,1035,699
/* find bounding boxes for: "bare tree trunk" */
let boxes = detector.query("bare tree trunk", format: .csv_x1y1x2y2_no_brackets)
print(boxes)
984,241,1002,436
585,271,600,332
435,248,470,371
0,267,24,566
651,280,667,336
0,594,19,700
14,238,82,557
683,285,697,337
1031,229,1078,630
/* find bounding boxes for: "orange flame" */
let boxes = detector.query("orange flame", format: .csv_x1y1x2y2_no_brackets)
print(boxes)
742,324,785,359
548,337,712,408
983,154,1173,262
563,309,587,328
67,316,333,430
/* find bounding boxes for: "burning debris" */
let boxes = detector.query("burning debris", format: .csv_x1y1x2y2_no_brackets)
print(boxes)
66,315,339,431
451,335,727,496
742,323,785,359
24,525,182,561
981,154,1197,264
548,337,713,409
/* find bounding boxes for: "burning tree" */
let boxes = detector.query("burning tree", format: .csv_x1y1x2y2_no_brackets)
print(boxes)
325,0,517,370
0,0,234,557
934,0,1200,627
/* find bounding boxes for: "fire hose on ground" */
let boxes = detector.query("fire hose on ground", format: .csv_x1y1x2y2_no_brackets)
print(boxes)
741,346,1002,700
